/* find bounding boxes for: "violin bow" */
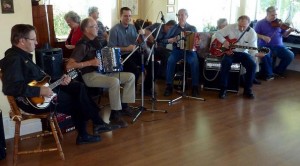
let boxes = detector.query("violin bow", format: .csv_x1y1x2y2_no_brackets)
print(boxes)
135,1,154,42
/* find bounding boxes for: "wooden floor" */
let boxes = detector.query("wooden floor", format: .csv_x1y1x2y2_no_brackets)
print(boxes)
1,67,300,165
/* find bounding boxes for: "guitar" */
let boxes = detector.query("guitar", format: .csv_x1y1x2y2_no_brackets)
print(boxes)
25,69,78,109
209,36,270,57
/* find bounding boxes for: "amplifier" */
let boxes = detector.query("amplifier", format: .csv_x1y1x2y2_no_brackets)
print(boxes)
0,110,6,160
203,58,241,93
35,48,63,81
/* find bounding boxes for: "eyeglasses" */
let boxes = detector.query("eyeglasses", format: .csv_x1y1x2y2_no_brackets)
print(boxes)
88,25,99,29
25,38,37,41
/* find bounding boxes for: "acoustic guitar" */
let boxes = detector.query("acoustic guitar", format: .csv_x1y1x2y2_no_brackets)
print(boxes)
25,69,78,109
209,36,270,57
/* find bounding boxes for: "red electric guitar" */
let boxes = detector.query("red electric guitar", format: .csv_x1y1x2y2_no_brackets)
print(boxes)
209,36,270,57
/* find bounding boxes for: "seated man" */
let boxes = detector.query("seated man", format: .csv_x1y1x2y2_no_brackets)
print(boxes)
213,15,265,99
108,7,154,90
162,9,200,97
0,24,118,145
144,19,177,82
254,6,295,80
66,17,136,128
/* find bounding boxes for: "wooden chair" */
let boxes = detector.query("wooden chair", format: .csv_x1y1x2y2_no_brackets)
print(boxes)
0,72,64,165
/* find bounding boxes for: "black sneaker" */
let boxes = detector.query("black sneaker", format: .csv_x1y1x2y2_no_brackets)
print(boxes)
93,123,120,135
192,86,199,97
219,89,227,99
120,107,136,117
243,90,255,99
164,86,173,96
76,134,101,145
109,110,128,128
265,75,274,81
274,72,286,78
253,78,262,85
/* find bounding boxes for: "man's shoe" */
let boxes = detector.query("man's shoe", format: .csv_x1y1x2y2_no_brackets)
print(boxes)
265,75,274,81
120,107,136,117
253,78,261,85
76,134,101,145
164,86,173,96
109,110,128,128
243,91,255,99
192,86,199,97
274,72,286,78
219,89,227,99
93,123,120,135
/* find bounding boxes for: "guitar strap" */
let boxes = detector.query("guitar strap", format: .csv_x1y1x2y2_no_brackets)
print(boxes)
235,26,250,43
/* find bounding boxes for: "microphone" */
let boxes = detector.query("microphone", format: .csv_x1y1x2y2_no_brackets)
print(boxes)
160,11,166,24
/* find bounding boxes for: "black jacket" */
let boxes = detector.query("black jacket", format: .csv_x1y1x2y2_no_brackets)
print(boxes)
0,46,45,97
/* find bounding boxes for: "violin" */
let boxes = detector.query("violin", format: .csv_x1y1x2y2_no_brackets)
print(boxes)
271,19,299,33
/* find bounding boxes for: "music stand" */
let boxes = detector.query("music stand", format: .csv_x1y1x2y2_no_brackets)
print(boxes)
168,33,205,104
122,29,167,123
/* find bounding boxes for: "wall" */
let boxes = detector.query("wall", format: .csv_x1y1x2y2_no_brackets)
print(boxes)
0,0,42,139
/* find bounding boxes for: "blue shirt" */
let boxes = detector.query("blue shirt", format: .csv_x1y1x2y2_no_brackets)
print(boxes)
108,23,138,55
164,23,197,48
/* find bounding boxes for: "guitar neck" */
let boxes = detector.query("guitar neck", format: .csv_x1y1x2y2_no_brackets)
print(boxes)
48,78,63,90
232,45,258,51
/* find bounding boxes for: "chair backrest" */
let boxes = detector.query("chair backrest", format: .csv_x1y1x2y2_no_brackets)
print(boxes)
0,71,23,122
196,32,213,58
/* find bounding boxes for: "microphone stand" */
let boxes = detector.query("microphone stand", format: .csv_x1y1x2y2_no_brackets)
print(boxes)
125,29,166,123
168,31,205,104
143,19,172,107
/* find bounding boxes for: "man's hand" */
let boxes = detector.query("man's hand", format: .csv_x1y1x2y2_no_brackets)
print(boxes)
262,35,271,43
60,74,71,85
127,45,136,51
40,86,54,97
256,52,266,58
65,45,75,49
167,37,177,44
222,40,230,49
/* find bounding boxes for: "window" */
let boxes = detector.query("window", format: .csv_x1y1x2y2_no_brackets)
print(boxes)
178,0,234,32
177,0,300,34
50,0,112,39
248,0,300,35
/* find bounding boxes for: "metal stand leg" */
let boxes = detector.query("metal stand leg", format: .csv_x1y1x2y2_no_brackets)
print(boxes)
132,44,167,123
169,50,205,105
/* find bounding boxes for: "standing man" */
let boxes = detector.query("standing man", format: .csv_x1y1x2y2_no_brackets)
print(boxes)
0,24,117,145
214,15,265,99
255,6,295,80
163,9,200,97
66,18,136,128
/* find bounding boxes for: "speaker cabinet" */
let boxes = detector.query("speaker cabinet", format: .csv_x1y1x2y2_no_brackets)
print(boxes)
35,48,63,81
203,58,241,93
0,110,6,160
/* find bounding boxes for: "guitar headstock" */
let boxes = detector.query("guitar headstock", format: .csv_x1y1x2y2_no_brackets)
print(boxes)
258,47,270,54
67,69,78,79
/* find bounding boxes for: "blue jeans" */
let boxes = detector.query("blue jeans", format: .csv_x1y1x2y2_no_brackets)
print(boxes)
260,45,294,76
166,48,199,86
220,52,256,91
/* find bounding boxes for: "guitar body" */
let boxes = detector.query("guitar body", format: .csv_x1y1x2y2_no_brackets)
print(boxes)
26,76,57,109
210,37,237,57
209,36,270,57
24,69,78,109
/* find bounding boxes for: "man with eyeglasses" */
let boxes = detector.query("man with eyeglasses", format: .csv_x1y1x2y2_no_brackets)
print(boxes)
0,24,117,145
66,17,136,128
213,15,266,99
162,8,200,97
254,6,295,80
